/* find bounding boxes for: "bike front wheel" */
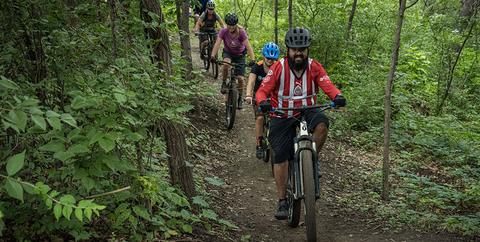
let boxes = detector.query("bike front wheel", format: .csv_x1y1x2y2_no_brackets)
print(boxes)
300,140,316,242
287,160,301,228
203,47,210,70
225,82,237,129
212,52,219,79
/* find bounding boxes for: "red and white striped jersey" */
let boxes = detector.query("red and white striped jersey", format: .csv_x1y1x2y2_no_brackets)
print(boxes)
256,56,341,118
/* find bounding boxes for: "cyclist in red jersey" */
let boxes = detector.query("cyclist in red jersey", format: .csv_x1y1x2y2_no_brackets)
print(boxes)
256,27,347,220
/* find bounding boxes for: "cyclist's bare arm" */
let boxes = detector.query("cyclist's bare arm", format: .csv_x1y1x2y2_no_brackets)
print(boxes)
210,37,222,59
243,39,255,62
245,72,257,104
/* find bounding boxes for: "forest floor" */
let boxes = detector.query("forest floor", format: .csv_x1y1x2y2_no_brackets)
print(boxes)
183,37,478,242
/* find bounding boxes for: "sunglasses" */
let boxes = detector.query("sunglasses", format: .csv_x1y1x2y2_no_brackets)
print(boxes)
290,47,308,53
265,57,277,61
207,8,214,10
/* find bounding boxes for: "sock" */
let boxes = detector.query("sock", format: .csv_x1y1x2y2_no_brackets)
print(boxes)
222,79,226,84
256,136,263,146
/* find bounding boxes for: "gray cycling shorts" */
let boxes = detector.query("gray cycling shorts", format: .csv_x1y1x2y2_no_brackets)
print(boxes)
269,109,329,164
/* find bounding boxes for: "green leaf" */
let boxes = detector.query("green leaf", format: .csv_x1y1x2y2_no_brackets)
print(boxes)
89,132,104,145
31,115,46,130
60,195,76,204
68,144,90,154
205,177,224,186
54,150,75,162
180,209,190,220
47,117,62,130
202,210,217,220
84,70,94,76
21,99,39,106
133,206,151,221
115,58,126,68
22,183,35,194
73,168,88,179
63,205,73,220
183,224,193,233
15,110,27,132
192,196,209,207
122,67,137,73
81,177,95,191
128,132,143,141
6,150,25,176
46,110,61,118
54,204,62,221
218,219,238,228
84,208,92,221
116,209,131,225
75,208,83,222
45,198,53,209
0,76,18,90
39,140,65,152
176,105,194,113
114,93,127,103
5,179,23,202
61,113,77,127
98,73,110,78
98,138,115,152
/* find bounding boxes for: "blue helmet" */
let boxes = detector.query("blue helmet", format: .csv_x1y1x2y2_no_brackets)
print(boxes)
263,42,280,59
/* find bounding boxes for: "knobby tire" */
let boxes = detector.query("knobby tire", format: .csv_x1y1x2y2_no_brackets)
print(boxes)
262,117,270,163
287,159,301,228
225,83,237,129
300,140,316,242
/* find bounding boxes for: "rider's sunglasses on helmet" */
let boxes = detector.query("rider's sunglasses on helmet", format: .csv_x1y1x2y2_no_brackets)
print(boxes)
290,47,308,53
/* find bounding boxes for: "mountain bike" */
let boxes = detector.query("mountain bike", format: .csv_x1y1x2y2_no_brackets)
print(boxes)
266,102,341,242
200,31,219,79
216,60,251,130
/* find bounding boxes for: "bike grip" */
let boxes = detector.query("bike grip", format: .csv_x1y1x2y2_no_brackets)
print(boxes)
331,101,347,107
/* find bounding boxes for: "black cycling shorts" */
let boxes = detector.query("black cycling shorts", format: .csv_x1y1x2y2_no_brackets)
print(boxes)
269,108,329,164
222,50,246,77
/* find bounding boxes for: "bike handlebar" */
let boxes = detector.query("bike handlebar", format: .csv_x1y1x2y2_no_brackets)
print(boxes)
258,102,346,114
215,60,253,67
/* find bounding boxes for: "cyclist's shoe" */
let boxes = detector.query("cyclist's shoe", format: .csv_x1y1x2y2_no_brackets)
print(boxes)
238,97,243,110
220,82,227,94
200,49,206,60
256,145,264,159
274,200,288,220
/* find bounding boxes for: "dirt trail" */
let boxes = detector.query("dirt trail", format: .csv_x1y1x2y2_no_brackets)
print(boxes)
187,37,475,242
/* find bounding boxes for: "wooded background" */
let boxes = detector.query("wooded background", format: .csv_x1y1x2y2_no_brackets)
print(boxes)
0,0,478,240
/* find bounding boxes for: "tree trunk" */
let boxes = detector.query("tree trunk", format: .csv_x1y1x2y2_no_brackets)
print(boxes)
436,0,479,114
346,0,357,41
109,0,119,61
275,0,278,45
140,0,197,213
288,0,292,29
140,0,172,71
383,0,407,201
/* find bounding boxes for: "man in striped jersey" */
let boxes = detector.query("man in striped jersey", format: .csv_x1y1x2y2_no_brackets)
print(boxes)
255,27,347,220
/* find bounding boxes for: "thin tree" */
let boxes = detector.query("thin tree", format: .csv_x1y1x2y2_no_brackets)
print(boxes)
436,0,479,115
383,0,418,201
237,0,259,30
346,0,357,41
140,0,198,213
288,0,292,29
275,0,278,44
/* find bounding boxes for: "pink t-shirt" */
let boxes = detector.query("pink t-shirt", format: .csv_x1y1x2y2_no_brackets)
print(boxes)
218,28,248,55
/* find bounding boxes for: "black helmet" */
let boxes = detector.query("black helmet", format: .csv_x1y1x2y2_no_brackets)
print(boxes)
206,1,215,9
285,27,312,48
225,13,238,26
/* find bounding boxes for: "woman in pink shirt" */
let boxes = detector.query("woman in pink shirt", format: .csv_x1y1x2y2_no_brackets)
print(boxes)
211,13,255,110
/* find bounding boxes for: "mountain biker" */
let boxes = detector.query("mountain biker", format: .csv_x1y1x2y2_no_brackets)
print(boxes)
194,1,225,60
245,42,280,159
255,27,347,220
210,13,255,110
191,0,210,27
